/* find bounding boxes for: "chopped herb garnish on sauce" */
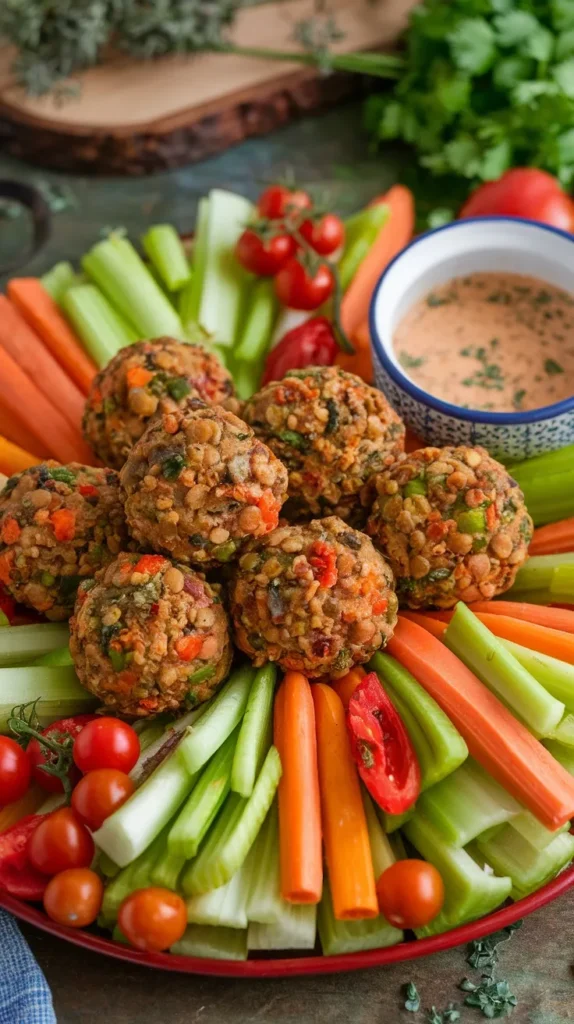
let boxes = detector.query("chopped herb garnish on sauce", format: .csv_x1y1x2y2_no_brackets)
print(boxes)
399,351,426,369
513,389,527,410
545,358,564,375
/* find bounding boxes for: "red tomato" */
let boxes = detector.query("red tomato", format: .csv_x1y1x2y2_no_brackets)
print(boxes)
71,769,134,831
0,814,49,900
27,808,94,876
262,316,338,385
43,868,103,928
459,168,574,231
118,887,187,952
27,714,98,795
300,213,345,256
0,736,31,805
73,718,140,775
258,184,312,220
376,860,445,930
235,229,296,276
274,258,334,310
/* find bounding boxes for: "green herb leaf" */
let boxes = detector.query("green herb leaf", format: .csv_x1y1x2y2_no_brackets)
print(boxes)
448,19,497,75
275,429,310,451
545,358,564,375
165,376,192,402
404,982,421,1012
162,452,187,479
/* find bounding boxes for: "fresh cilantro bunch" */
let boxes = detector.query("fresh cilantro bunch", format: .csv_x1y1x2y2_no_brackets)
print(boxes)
365,0,574,188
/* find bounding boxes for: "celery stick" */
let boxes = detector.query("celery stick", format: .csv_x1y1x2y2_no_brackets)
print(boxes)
231,356,264,401
94,747,195,866
363,789,396,878
101,828,167,921
150,845,186,891
510,810,570,852
98,852,120,879
82,236,184,339
0,623,69,666
186,847,255,929
33,646,73,667
338,206,389,293
379,808,415,834
318,881,402,955
404,812,512,937
182,746,282,896
502,639,574,712
248,908,317,951
178,665,254,776
417,759,521,848
41,262,79,305
111,924,129,945
184,197,210,328
234,279,278,363
543,738,574,774
171,924,247,960
246,802,282,924
177,269,195,330
444,602,564,736
501,587,554,605
198,189,254,346
510,553,574,594
129,703,206,785
381,684,436,784
231,663,276,797
142,224,191,292
507,444,574,480
0,665,96,732
551,564,574,603
63,284,138,367
168,727,238,858
548,713,574,746
512,471,574,526
343,204,388,251
474,827,574,899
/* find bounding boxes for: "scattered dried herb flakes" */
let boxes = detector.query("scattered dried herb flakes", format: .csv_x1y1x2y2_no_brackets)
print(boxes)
399,352,426,370
404,982,421,1013
459,978,517,1019
545,358,564,375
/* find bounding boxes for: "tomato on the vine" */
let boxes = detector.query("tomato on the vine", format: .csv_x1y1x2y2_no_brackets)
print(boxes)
258,184,312,221
72,718,140,775
43,868,103,928
27,808,94,876
27,714,98,795
300,213,345,256
376,860,444,930
118,887,187,952
71,769,134,831
274,257,335,310
235,228,296,277
0,736,31,805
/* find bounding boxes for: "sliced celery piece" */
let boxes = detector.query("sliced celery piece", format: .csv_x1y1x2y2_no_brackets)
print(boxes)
186,849,255,929
509,553,574,595
543,738,574,774
41,261,79,305
417,759,521,848
150,845,186,891
551,564,574,603
444,602,564,737
231,663,276,797
338,205,389,292
198,189,254,346
231,355,264,401
178,665,254,776
171,924,247,961
63,284,137,367
363,789,396,878
549,713,574,747
129,703,206,785
248,908,316,951
182,746,282,896
142,224,191,292
101,829,167,922
33,646,73,667
404,812,512,937
318,881,402,956
510,810,570,852
0,623,69,666
379,807,416,834
502,639,574,712
0,665,96,733
234,279,277,363
184,197,210,328
343,203,388,252
98,851,120,879
168,727,238,858
474,827,574,899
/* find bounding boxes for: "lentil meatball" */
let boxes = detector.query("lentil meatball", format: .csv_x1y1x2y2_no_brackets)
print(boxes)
242,366,405,526
0,463,131,620
229,516,398,678
367,445,533,609
70,552,232,718
83,337,236,469
120,399,288,567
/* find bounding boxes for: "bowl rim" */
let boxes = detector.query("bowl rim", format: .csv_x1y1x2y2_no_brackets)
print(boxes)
369,215,574,426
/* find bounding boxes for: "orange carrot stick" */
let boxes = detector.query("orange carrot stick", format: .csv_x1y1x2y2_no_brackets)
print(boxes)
470,613,574,664
340,185,415,338
399,611,447,638
312,683,378,920
7,279,97,395
330,666,366,710
387,617,574,830
429,602,574,636
0,435,41,476
0,406,46,460
274,672,322,904
530,518,574,556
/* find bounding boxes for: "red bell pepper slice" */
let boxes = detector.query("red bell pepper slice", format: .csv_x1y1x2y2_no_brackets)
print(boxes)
346,672,420,814
0,815,49,901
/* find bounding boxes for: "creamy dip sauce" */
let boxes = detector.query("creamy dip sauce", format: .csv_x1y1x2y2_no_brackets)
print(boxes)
393,272,574,412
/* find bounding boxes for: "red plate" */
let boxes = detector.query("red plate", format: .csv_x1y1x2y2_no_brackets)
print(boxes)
2,865,574,977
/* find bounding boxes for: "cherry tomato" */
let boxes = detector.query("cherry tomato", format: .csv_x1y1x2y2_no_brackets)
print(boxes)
71,769,134,831
235,229,296,277
73,718,140,775
300,213,345,256
118,887,187,952
376,859,445,930
258,184,312,221
0,736,31,805
459,168,574,231
274,258,334,310
27,714,98,795
43,868,103,928
27,808,94,876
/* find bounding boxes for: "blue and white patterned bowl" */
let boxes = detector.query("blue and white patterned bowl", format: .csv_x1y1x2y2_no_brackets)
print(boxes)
369,216,574,462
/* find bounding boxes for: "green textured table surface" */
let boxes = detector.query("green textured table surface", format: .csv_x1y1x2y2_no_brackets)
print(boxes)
1,102,573,1023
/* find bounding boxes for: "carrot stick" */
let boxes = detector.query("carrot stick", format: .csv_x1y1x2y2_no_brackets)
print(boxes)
7,279,97,395
530,518,574,556
0,406,47,460
0,436,41,476
0,346,94,465
428,602,574,636
399,611,447,638
312,683,378,920
387,617,574,830
329,666,366,710
0,296,86,433
274,672,322,904
471,613,574,665
340,185,415,338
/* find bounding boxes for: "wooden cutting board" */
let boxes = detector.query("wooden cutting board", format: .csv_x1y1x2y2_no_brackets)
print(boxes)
0,0,415,176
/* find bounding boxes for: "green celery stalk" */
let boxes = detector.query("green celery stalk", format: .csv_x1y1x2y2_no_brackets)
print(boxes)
197,189,254,346
168,727,238,858
171,924,247,960
33,646,73,667
150,844,186,891
338,205,389,292
178,269,195,330
509,810,570,852
230,355,264,401
473,826,574,899
41,262,80,305
98,851,120,879
404,812,512,937
178,665,254,776
100,828,167,922
543,738,574,774
507,445,574,480
343,204,387,249
444,602,564,736
186,847,255,930
362,789,396,878
417,759,521,848
234,279,278,363
130,703,206,785
248,908,317,951
0,665,96,733
548,713,574,747
82,235,184,339
63,284,138,367
184,197,210,328
550,564,574,603
231,663,276,797
501,639,574,712
182,746,282,896
379,808,416,834
142,224,191,292
511,471,574,526
318,881,402,955
509,553,574,595
0,623,69,666
500,588,554,605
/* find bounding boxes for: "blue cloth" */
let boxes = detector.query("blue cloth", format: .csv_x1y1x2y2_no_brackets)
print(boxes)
0,909,56,1024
